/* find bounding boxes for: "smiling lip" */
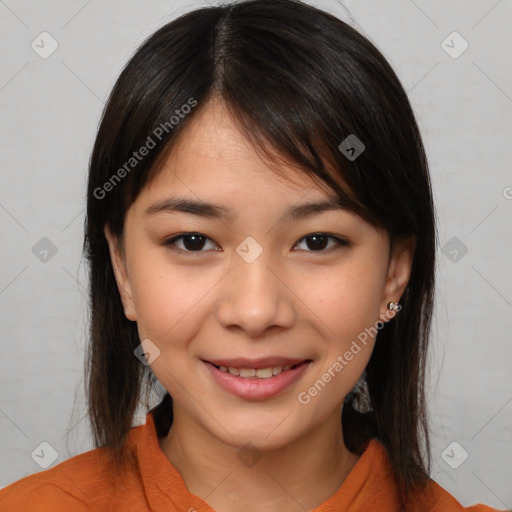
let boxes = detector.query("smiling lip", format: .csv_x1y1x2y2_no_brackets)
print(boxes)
202,359,312,400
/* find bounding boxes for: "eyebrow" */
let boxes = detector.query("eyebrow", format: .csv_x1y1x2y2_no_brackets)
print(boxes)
144,195,353,222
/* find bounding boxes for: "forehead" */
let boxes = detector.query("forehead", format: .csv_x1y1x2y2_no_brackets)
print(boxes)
140,97,346,207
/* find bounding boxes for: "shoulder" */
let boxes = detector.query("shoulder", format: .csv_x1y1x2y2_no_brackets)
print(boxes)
0,443,120,511
405,471,507,512
415,479,507,512
368,439,506,512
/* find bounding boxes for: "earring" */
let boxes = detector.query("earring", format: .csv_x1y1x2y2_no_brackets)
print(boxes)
387,301,399,311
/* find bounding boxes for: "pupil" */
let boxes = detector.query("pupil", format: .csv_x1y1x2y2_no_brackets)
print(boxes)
307,234,327,251
184,234,205,251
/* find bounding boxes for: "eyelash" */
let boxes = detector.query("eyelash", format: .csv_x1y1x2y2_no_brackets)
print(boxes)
162,232,349,255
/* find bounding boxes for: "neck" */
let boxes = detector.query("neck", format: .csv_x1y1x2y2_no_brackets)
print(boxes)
158,404,360,512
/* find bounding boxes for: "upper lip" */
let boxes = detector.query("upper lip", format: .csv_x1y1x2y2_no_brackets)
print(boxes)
203,357,311,369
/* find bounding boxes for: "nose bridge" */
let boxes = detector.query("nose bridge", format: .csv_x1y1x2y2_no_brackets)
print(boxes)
237,243,276,299
216,238,295,335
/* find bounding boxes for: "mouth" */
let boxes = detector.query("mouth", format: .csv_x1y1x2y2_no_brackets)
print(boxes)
202,358,313,400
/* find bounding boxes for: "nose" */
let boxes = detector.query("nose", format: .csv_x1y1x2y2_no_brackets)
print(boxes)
215,250,296,337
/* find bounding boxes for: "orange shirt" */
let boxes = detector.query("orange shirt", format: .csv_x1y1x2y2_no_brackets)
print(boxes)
0,410,504,511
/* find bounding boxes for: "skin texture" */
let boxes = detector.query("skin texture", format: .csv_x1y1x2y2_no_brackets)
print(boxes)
105,97,415,512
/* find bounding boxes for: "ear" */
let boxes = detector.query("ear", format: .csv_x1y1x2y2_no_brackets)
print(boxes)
104,224,137,321
379,235,416,322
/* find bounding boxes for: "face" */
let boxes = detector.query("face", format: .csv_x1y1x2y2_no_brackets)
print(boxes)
105,97,414,451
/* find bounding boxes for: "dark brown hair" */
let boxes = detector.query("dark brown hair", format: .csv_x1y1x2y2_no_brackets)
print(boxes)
83,0,437,506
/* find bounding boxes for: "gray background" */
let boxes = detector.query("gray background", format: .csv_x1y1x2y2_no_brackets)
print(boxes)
0,0,511,508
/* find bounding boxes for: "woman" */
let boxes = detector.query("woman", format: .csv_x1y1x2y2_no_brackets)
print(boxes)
0,0,503,510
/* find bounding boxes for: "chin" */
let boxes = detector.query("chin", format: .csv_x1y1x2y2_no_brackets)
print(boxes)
210,419,301,453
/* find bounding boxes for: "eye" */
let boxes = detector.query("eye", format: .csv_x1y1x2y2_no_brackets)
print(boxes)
163,232,219,253
163,232,349,254
294,233,349,253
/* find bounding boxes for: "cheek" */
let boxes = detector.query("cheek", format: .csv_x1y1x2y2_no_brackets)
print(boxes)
296,268,380,412
304,259,384,340
127,247,226,343
299,258,384,397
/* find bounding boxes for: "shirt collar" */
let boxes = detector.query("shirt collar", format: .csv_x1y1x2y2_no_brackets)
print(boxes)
132,409,401,511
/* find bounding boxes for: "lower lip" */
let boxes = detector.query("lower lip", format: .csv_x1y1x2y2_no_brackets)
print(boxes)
203,360,312,400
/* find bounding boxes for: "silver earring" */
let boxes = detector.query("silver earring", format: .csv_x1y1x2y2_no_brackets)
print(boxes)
387,301,399,310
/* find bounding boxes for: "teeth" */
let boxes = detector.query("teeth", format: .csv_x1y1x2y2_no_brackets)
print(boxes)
255,367,273,378
217,363,296,378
